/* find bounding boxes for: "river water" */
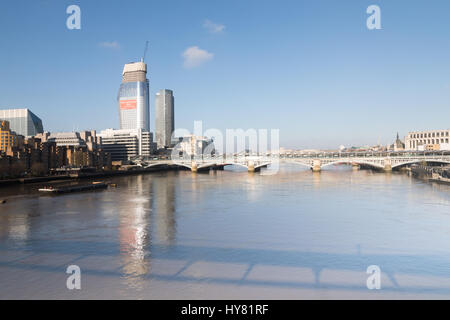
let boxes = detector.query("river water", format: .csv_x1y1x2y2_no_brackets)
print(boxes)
1,164,450,299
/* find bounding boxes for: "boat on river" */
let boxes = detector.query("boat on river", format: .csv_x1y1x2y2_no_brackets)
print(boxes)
38,182,108,194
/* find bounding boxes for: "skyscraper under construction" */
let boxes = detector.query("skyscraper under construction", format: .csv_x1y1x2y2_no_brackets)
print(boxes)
117,60,150,131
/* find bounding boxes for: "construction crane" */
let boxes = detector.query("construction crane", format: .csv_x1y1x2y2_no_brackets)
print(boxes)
142,40,149,62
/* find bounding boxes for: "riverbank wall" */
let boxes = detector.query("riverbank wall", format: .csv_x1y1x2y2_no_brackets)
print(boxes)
0,164,184,188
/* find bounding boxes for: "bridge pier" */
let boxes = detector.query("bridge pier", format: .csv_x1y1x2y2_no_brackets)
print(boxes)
383,159,392,172
312,160,321,172
352,162,360,171
248,161,255,173
191,162,198,172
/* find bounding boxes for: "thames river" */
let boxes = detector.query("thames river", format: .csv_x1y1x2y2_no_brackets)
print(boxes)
1,164,450,299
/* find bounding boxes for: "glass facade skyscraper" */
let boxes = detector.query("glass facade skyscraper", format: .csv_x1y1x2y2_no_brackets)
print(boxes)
118,61,150,131
0,108,43,137
155,89,174,149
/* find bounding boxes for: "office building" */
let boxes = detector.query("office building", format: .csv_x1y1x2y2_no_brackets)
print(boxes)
98,128,156,161
155,89,174,149
0,108,43,137
118,61,150,131
405,129,450,151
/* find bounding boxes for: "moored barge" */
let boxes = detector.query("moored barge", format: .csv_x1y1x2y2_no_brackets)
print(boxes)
38,182,108,194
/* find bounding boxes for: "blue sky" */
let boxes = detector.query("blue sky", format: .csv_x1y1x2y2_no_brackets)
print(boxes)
0,0,449,149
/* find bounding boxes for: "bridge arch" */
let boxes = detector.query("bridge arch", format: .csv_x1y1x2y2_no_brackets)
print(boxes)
227,163,249,170
145,162,169,168
320,160,384,170
198,163,224,170
279,159,313,169
171,162,194,170
392,159,450,169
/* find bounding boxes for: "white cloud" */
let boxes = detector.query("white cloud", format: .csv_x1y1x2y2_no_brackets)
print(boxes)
98,41,120,49
182,46,214,69
203,19,225,33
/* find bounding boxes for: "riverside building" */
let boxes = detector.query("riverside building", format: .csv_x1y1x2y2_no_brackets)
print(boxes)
405,130,450,151
0,120,20,152
33,131,110,170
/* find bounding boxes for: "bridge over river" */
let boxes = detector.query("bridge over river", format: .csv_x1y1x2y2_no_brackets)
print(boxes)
136,151,450,172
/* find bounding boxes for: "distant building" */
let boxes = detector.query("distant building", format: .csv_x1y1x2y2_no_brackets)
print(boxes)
118,61,150,131
405,129,450,151
155,89,174,149
390,133,405,151
174,135,214,157
98,128,156,161
0,108,43,137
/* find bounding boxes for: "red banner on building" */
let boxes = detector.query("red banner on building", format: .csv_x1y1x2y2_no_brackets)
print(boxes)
120,99,137,110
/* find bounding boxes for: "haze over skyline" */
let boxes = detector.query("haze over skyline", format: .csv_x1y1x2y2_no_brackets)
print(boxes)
1,0,450,149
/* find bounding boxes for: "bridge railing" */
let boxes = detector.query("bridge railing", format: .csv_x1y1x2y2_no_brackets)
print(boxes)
136,151,450,166
278,150,450,159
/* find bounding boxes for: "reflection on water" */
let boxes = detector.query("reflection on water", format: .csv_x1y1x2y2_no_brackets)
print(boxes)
154,176,176,246
119,175,151,289
1,165,450,299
